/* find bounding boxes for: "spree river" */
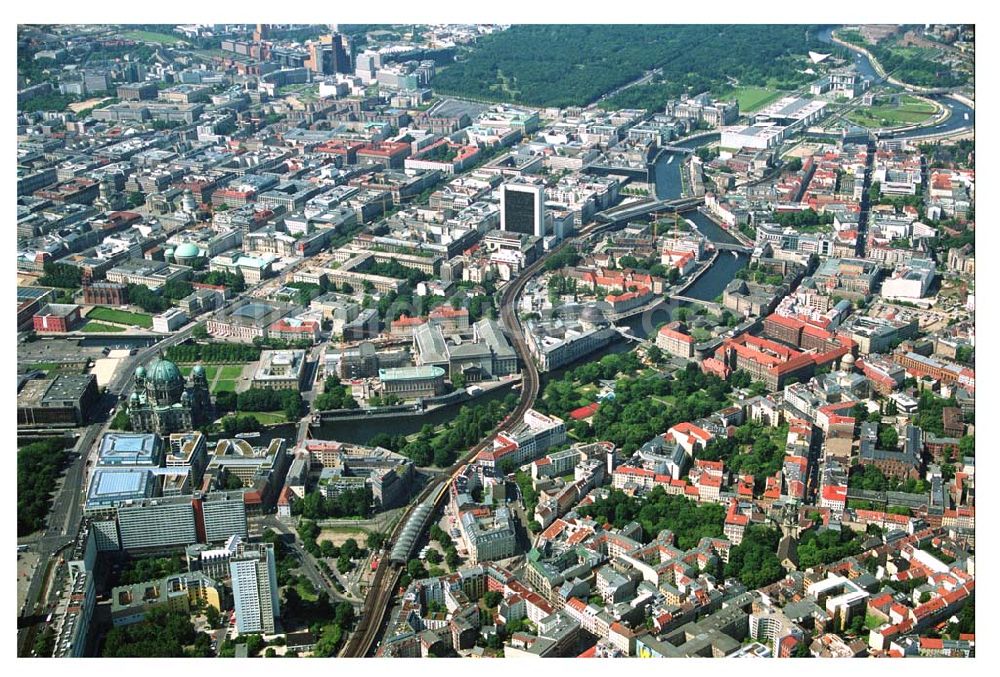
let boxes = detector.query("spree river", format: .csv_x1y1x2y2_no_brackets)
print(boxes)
815,25,975,138
653,149,749,302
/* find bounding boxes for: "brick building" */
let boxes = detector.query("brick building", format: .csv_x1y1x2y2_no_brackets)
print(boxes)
83,282,128,306
33,303,83,333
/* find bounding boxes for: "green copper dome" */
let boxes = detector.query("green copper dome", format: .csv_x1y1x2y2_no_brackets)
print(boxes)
148,356,184,389
174,242,200,259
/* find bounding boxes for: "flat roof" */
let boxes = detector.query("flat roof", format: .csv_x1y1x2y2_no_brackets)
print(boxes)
98,432,161,465
379,366,446,381
87,468,154,507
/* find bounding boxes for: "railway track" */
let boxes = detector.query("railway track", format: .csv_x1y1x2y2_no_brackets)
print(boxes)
340,219,632,656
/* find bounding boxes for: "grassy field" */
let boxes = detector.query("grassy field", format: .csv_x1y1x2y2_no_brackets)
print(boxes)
724,86,785,112
317,528,367,547
122,30,184,45
81,321,126,333
242,411,288,425
219,365,244,380
848,96,937,128
21,362,81,374
213,379,237,394
87,307,153,328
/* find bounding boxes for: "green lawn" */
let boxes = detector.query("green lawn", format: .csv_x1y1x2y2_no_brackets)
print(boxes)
213,379,237,394
81,321,126,333
847,97,937,128
22,362,61,373
295,580,319,602
87,307,153,328
122,30,184,45
900,95,937,112
21,361,86,375
724,86,785,113
219,365,244,380
241,411,288,425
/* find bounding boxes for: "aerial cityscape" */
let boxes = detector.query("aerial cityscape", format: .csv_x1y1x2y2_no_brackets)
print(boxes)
16,22,975,659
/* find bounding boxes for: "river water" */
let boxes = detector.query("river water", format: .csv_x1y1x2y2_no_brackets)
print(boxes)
316,143,752,443
815,25,975,138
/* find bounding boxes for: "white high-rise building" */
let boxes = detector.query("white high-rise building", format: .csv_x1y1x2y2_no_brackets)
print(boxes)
230,542,279,634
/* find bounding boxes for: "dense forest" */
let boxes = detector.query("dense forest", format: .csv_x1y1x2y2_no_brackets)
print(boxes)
166,341,261,363
588,364,734,454
433,25,825,108
724,525,786,589
398,393,518,467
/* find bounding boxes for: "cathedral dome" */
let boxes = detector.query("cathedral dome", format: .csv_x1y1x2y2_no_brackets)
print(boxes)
148,357,184,390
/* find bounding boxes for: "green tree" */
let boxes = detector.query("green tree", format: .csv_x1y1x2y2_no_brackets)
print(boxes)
407,559,428,580
879,425,899,449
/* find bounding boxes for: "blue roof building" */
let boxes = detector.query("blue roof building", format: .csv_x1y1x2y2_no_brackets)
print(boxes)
85,468,156,511
97,432,163,467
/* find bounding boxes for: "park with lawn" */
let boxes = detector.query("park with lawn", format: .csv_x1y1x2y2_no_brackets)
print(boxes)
122,30,185,45
86,306,153,328
847,95,938,128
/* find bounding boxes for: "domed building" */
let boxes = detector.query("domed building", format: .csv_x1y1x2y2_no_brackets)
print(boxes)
127,353,212,433
172,242,201,267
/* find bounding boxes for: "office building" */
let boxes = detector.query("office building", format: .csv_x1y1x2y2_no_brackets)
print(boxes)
18,373,99,427
501,182,546,237
152,307,189,333
200,491,249,543
117,497,198,551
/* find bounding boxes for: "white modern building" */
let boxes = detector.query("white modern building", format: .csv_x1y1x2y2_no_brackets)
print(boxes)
230,542,280,635
881,258,936,300
152,307,188,333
